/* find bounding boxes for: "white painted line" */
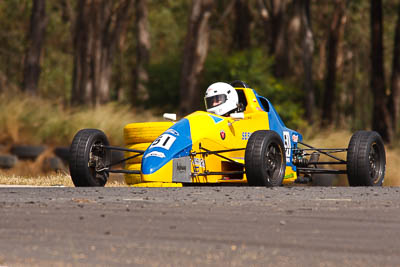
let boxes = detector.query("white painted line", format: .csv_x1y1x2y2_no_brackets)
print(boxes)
123,198,145,201
314,198,352,201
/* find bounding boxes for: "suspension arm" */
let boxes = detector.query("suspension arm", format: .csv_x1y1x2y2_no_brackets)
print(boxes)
298,142,346,163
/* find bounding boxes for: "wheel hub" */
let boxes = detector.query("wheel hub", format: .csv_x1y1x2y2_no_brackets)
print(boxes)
369,144,381,182
264,144,280,177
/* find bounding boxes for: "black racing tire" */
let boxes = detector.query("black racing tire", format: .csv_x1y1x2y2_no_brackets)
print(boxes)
245,130,286,187
69,129,111,187
347,131,386,186
10,145,46,160
0,154,18,169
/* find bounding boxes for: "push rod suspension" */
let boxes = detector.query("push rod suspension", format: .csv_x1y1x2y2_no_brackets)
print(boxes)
98,145,145,168
298,142,346,163
196,147,245,155
308,161,347,165
297,167,347,174
106,169,140,174
106,153,142,168
199,146,244,166
194,171,245,176
100,145,145,154
295,148,347,152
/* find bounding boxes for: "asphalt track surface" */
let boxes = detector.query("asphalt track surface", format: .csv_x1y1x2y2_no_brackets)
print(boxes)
1,186,400,266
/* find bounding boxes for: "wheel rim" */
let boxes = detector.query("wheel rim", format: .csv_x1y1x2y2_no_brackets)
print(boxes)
369,142,383,184
264,143,283,182
89,140,108,184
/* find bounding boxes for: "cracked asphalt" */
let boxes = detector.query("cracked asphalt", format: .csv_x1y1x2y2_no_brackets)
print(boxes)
0,186,400,266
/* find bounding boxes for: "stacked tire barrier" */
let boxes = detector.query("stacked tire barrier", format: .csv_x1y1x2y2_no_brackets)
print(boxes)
123,122,173,185
0,145,67,172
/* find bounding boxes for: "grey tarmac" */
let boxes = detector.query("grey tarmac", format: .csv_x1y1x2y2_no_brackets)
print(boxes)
0,186,400,266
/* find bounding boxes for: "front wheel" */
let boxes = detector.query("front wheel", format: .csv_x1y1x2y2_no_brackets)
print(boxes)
347,131,386,186
69,129,111,187
245,130,286,187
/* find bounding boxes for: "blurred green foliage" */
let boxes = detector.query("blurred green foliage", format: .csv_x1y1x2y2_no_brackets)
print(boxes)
203,48,304,128
0,0,400,139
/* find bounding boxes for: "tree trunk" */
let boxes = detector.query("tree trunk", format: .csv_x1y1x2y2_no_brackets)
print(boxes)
370,0,392,142
132,0,151,104
389,3,400,133
22,0,47,96
71,0,133,107
271,0,290,78
258,0,289,77
71,0,92,106
321,0,347,126
300,0,314,123
179,0,213,115
233,0,252,50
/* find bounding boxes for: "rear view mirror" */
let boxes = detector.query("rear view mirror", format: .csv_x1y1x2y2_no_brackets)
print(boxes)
163,113,177,121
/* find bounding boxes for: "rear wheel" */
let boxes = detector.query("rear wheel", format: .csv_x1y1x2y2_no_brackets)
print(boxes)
245,130,286,187
347,131,385,186
69,129,111,187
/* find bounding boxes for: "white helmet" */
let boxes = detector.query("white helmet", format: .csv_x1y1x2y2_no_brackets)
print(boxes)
204,82,239,116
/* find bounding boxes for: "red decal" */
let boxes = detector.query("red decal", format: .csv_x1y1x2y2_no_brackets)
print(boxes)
220,130,226,140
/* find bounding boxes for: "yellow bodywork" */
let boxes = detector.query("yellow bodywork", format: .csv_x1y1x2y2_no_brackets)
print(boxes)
126,88,297,186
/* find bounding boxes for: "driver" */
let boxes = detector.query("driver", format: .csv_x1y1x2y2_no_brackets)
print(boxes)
204,82,239,116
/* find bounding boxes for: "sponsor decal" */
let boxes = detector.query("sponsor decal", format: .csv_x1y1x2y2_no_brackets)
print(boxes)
242,132,252,140
220,129,226,140
149,134,176,150
193,158,205,168
283,131,291,163
144,151,166,159
292,134,299,143
176,163,187,173
165,129,179,136
209,115,224,124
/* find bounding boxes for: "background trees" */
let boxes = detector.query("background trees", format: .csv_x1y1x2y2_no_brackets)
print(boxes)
179,0,213,115
22,0,47,96
71,0,134,107
1,0,400,143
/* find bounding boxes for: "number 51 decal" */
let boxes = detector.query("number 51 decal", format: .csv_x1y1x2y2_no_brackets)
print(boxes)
149,134,176,150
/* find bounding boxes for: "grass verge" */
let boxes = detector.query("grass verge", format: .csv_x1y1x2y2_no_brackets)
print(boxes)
0,173,126,187
0,92,162,146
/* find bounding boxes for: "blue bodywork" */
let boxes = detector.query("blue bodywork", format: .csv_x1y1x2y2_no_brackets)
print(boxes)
141,119,192,175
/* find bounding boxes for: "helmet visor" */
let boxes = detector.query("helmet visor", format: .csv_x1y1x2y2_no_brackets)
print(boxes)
205,94,227,110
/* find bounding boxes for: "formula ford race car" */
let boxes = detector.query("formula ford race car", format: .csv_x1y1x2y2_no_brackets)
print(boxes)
69,81,386,187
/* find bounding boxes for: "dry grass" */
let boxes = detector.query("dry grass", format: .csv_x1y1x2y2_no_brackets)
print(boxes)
0,173,74,186
0,92,162,146
0,172,127,187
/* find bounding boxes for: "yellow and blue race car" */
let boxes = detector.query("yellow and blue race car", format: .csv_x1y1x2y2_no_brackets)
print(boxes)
69,81,386,187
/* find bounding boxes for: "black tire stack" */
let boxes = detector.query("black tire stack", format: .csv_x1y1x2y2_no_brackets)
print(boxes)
0,145,70,172
0,145,46,170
